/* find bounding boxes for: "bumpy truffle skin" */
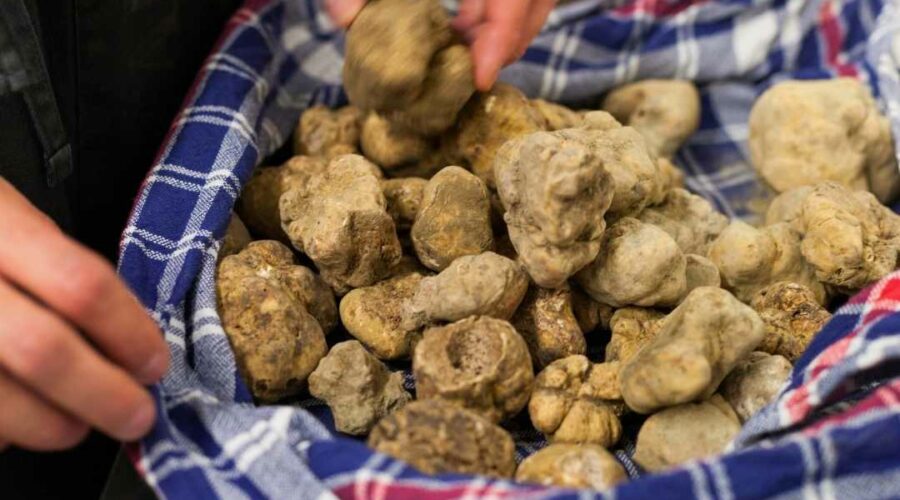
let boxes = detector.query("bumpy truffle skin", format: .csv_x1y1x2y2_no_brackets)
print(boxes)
708,220,826,304
603,80,701,158
216,241,329,402
404,252,529,328
789,183,900,292
494,131,615,288
413,316,534,422
620,287,765,414
576,218,687,308
308,341,411,435
658,157,685,190
750,281,831,362
343,0,473,135
511,286,587,369
515,444,628,490
220,213,252,260
529,356,624,447
411,167,493,271
765,185,814,226
293,105,362,158
633,395,741,472
749,78,899,203
606,307,665,365
453,83,547,187
361,113,433,169
720,351,792,422
340,272,425,360
280,155,402,294
684,254,721,294
382,177,427,230
367,400,517,478
237,156,328,242
637,188,728,255
532,99,583,131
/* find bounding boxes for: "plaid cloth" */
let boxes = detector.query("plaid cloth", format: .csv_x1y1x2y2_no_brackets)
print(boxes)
117,0,900,498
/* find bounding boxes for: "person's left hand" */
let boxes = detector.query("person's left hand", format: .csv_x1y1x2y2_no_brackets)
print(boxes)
325,0,556,90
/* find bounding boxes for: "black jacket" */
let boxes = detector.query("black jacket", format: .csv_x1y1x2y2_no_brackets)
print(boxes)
0,0,241,260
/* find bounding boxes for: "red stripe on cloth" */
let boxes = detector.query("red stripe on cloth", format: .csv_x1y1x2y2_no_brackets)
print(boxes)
334,479,547,500
614,0,708,17
818,0,858,77
803,379,900,435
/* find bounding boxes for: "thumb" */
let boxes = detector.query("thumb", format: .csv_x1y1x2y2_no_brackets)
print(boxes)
325,0,367,27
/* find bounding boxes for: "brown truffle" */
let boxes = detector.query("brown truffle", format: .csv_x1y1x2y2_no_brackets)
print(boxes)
511,285,587,369
293,105,362,158
750,281,831,362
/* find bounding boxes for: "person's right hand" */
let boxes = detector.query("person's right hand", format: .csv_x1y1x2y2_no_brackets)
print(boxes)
0,177,169,452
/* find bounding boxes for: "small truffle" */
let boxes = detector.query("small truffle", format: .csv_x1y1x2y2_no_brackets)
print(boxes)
216,241,331,402
637,188,728,255
280,155,402,294
511,285,587,369
529,355,624,447
633,395,741,472
411,166,493,271
571,289,615,334
720,351,792,422
606,307,665,365
382,177,427,230
619,287,765,414
413,316,534,422
219,213,252,260
515,444,628,490
404,252,529,329
340,272,425,360
308,341,411,435
368,400,517,478
361,113,433,169
750,281,831,362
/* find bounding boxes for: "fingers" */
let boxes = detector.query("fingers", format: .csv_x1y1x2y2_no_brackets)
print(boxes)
517,0,556,60
325,0,367,27
452,0,485,32
470,0,532,90
0,179,168,384
0,368,89,451
0,279,157,441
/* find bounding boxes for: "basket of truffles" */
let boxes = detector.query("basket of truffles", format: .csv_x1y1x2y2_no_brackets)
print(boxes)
118,0,900,498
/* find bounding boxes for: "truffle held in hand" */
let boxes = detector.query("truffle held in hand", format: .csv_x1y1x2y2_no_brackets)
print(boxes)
619,287,765,414
515,443,628,491
216,241,333,402
367,400,517,478
529,355,624,447
309,341,411,435
280,155,401,294
413,316,534,422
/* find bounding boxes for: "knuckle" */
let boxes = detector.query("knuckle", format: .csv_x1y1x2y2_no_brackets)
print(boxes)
12,326,69,383
64,258,113,318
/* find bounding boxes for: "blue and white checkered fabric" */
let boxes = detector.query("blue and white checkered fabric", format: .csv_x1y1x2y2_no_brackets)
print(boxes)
117,0,900,498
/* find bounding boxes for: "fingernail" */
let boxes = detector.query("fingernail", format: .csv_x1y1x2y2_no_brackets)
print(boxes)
139,351,169,383
123,402,156,440
325,0,358,27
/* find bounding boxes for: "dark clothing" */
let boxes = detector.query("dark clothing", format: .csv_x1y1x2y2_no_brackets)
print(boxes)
0,1,240,498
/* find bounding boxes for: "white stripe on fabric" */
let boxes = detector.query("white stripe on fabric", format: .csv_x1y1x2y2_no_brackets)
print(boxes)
687,461,714,500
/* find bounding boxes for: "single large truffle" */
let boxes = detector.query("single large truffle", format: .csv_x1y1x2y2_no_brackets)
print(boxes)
494,131,615,288
413,316,534,422
216,241,333,402
619,287,765,414
280,155,402,294
367,400,517,477
308,341,411,435
749,78,899,203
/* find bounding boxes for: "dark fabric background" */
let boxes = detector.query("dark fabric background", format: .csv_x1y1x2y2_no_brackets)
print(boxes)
0,1,241,498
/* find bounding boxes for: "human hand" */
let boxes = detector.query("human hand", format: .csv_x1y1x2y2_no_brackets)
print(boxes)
325,0,556,90
0,178,169,452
